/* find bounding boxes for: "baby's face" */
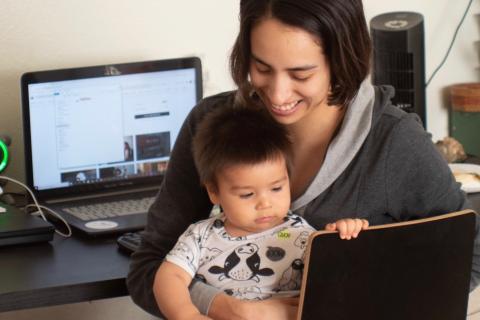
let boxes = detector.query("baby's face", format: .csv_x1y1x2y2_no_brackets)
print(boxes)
208,156,291,237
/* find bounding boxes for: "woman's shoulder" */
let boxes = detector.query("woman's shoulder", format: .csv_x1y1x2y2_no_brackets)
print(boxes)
195,90,237,112
187,90,238,125
371,85,426,138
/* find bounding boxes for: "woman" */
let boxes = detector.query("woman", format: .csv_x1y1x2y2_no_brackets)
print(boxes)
128,1,479,319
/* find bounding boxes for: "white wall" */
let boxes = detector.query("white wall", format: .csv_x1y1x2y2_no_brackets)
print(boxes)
1,0,479,181
0,0,240,181
0,1,478,319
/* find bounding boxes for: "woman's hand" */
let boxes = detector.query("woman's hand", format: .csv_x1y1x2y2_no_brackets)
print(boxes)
208,294,298,320
325,218,369,240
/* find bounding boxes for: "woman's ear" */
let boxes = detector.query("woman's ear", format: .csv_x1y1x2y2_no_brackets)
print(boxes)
205,183,220,205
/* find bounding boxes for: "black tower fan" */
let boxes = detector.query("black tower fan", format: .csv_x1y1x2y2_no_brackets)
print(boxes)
370,12,426,126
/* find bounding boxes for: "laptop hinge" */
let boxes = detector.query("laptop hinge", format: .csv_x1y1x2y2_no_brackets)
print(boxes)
44,186,158,204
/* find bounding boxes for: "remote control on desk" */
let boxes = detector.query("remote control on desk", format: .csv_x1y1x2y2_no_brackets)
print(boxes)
117,231,144,254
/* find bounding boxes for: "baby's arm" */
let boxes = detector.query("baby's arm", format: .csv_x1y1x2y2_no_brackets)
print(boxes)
324,218,369,240
154,261,211,320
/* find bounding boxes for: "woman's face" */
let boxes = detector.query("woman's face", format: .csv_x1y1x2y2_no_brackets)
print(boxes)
249,18,332,126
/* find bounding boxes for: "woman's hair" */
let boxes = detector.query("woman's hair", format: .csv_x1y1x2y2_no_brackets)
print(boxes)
192,106,292,190
230,0,372,108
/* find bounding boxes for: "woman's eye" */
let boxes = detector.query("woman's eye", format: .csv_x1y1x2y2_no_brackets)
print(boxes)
239,193,254,199
254,63,271,74
257,67,270,74
292,74,310,81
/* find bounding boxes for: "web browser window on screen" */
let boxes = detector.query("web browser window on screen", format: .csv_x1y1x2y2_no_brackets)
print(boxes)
27,68,196,191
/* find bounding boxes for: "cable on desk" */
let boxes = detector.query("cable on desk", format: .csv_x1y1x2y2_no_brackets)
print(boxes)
0,175,72,237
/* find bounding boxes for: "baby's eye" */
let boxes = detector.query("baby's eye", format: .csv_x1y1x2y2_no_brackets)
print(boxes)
239,192,254,199
272,186,283,192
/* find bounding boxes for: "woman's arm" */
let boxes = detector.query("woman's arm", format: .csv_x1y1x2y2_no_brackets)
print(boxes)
154,261,211,320
384,112,479,290
127,92,237,316
127,126,211,315
127,102,214,316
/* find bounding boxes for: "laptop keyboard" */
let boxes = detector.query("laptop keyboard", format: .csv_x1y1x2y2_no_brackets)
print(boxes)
63,197,155,221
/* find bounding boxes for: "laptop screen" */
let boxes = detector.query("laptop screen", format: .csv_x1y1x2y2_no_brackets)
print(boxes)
21,58,202,199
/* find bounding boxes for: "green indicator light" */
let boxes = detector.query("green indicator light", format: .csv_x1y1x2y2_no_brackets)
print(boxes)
0,140,8,172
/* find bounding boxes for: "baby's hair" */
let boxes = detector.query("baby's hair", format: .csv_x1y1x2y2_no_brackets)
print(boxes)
193,106,292,190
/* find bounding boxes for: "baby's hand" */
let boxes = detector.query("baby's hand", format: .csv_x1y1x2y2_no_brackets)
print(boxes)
325,218,369,240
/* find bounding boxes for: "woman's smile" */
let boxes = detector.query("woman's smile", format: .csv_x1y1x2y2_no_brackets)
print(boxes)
271,100,302,115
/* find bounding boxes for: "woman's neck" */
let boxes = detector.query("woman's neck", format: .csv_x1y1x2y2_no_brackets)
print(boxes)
287,103,346,200
288,103,346,151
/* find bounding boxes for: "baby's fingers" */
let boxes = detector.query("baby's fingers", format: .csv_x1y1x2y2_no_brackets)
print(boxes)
350,219,369,239
361,219,369,229
351,219,365,238
324,223,337,231
336,219,352,239
338,219,363,239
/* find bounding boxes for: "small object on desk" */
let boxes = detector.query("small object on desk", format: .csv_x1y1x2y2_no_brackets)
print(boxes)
435,136,467,163
117,231,144,254
0,202,54,246
449,163,480,193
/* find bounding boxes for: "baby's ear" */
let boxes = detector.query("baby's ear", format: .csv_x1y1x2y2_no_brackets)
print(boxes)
205,183,220,205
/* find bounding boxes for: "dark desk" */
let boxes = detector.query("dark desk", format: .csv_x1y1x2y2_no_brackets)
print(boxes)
0,234,130,312
1,194,479,313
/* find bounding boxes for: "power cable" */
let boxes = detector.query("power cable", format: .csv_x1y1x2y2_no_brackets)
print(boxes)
426,0,474,87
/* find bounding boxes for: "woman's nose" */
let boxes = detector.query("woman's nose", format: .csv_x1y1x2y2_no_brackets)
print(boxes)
267,76,292,106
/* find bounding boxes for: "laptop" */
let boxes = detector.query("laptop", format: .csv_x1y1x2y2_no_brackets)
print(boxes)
21,57,202,236
297,210,477,320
